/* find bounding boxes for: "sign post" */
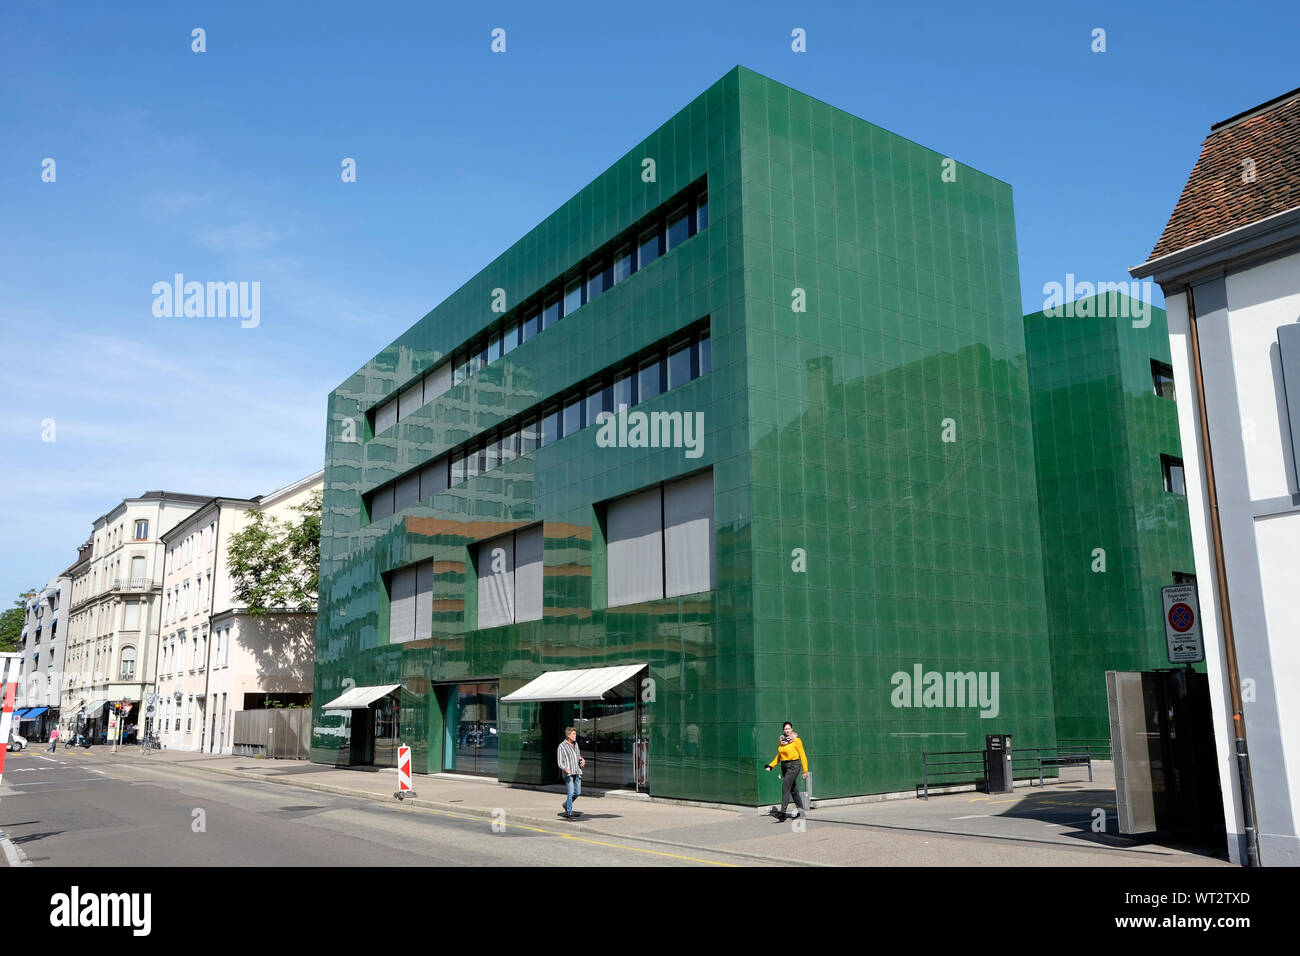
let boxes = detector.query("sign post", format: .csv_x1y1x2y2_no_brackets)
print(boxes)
1162,584,1205,664
394,744,417,800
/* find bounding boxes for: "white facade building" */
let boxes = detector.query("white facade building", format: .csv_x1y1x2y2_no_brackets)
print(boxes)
61,491,212,741
155,471,322,753
1133,87,1300,865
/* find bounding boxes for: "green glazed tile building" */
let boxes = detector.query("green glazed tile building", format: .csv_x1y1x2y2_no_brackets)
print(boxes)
314,65,1056,805
1023,293,1196,744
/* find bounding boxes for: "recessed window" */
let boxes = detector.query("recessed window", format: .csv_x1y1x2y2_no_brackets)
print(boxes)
1173,571,1197,585
1152,360,1175,401
387,561,433,644
133,520,149,540
475,525,544,629
542,297,561,330
502,321,520,355
421,458,449,499
696,192,709,231
542,408,561,446
637,356,664,404
451,453,467,487
398,380,424,421
587,265,609,302
563,278,584,317
488,331,504,363
613,370,635,411
699,332,712,375
638,226,663,269
563,394,584,436
586,384,611,426
605,470,715,608
1162,454,1186,495
520,417,539,454
667,207,692,250
613,246,634,284
667,340,693,390
371,486,396,521
523,310,542,341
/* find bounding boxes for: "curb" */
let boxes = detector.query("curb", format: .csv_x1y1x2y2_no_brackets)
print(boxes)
0,826,32,867
137,757,824,867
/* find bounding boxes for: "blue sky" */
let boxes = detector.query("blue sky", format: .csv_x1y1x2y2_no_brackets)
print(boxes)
1,0,1297,600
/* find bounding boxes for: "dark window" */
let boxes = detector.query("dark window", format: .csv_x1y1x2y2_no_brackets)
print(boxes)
542,408,561,446
698,331,712,375
542,298,561,330
613,246,634,284
1152,360,1175,401
667,207,692,250
1173,571,1197,585
667,340,693,389
501,428,519,463
563,394,584,436
503,321,520,355
586,384,611,425
523,310,541,341
637,356,664,403
454,352,472,385
520,418,539,454
1162,454,1186,495
613,370,635,411
638,227,662,269
488,331,503,363
475,341,489,372
696,192,708,231
451,453,467,486
587,265,609,302
563,279,584,317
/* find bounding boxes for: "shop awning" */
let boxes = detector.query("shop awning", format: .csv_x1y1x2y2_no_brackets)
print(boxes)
501,663,646,703
83,699,108,714
320,684,401,709
19,707,48,720
10,708,30,719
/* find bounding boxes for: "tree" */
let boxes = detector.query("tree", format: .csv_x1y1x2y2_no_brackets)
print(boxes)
0,593,34,653
226,491,322,617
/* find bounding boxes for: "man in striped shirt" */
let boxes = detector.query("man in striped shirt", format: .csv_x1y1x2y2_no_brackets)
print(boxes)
557,726,586,819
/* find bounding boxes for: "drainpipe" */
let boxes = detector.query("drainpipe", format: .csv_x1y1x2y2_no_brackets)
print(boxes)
1185,282,1261,867
199,504,221,753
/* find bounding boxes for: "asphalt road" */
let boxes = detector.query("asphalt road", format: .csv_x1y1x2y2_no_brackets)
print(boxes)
0,749,769,867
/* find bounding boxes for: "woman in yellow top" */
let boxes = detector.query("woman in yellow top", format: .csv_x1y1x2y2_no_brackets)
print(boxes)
765,721,808,821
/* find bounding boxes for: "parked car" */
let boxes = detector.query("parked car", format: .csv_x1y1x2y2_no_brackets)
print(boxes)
7,731,27,752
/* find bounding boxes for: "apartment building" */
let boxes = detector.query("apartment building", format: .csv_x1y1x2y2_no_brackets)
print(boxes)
155,472,321,753
14,575,72,739
61,491,211,741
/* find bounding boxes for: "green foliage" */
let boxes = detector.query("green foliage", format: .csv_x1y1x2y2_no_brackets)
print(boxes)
0,595,30,653
226,491,322,618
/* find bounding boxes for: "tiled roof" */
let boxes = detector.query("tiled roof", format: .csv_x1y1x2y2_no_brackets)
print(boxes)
1148,87,1300,261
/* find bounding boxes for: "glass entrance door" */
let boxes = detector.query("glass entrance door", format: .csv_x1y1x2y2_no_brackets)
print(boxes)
443,682,498,776
562,678,641,790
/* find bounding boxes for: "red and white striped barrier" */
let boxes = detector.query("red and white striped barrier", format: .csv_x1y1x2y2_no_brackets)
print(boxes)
394,744,417,800
0,653,20,788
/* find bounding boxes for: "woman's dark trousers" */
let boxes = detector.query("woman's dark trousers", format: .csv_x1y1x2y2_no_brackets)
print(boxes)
780,760,804,814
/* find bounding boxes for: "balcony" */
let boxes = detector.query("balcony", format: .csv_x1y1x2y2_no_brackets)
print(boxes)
111,577,152,592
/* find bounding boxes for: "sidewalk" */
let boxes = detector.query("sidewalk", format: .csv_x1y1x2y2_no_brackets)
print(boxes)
114,749,1232,867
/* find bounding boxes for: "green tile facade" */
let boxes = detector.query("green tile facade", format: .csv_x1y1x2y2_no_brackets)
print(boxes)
1024,293,1196,743
315,66,1055,806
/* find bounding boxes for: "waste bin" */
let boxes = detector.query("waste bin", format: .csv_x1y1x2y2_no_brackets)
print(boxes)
985,734,1013,793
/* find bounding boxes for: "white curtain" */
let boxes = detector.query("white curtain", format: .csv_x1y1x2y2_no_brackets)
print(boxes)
389,566,417,643
607,486,664,607
398,380,424,421
421,457,448,499
514,525,544,623
477,533,515,629
415,561,433,641
664,470,714,598
425,361,453,401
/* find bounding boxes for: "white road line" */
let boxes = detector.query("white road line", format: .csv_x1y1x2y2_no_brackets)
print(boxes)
8,778,104,786
951,814,993,819
35,756,64,764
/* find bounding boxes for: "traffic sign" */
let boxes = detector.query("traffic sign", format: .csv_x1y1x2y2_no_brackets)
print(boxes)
394,745,417,800
1162,584,1205,663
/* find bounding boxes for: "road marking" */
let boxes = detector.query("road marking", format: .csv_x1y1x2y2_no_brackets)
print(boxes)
385,802,741,866
8,777,104,786
952,814,992,820
35,756,63,764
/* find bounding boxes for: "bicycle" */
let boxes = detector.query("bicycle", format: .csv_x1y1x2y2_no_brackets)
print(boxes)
140,733,160,755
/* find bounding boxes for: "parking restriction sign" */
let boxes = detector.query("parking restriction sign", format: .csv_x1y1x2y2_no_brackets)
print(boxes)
1161,584,1205,664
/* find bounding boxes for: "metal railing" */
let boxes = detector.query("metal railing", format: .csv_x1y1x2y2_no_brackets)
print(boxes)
111,577,153,591
921,744,1100,799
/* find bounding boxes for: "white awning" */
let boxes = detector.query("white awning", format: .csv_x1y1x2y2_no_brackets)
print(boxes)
320,684,401,709
501,664,645,703
83,699,108,714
